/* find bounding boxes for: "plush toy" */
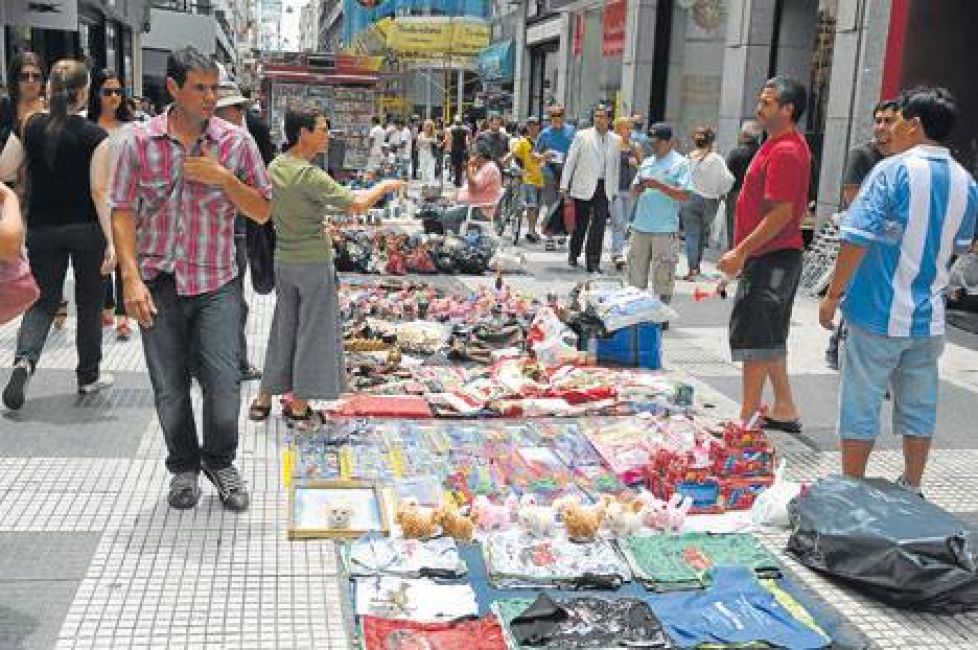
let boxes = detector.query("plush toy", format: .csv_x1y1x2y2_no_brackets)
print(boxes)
395,498,439,539
554,495,606,542
470,494,517,531
517,494,556,538
325,498,354,529
603,497,644,538
665,493,694,533
636,492,671,531
434,501,475,542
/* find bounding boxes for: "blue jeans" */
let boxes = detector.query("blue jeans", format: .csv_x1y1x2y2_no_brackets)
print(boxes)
839,323,944,441
141,274,242,474
680,194,720,272
610,192,634,259
16,223,106,385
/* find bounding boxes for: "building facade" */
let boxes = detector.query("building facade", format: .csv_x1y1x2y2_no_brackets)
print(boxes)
491,0,977,224
2,0,149,94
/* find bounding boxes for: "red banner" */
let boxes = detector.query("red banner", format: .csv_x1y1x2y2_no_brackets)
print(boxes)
603,0,627,57
573,12,585,57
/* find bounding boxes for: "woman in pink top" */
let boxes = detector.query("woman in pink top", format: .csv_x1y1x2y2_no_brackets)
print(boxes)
436,137,502,233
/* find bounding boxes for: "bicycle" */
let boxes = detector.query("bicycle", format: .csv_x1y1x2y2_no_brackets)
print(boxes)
494,164,525,245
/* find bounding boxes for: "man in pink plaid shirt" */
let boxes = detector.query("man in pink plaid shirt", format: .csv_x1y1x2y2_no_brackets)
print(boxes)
111,47,271,512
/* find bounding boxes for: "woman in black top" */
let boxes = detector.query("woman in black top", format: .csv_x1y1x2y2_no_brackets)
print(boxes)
2,59,114,411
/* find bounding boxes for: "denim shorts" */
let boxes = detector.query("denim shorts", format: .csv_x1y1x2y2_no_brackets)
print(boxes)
522,184,542,208
839,323,945,441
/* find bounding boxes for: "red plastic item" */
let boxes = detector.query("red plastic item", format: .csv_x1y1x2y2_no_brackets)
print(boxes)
563,197,577,233
333,395,433,418
362,615,507,650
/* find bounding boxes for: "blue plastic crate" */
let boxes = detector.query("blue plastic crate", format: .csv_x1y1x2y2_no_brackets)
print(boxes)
595,322,662,369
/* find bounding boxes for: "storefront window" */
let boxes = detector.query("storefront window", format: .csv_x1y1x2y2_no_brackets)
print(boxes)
566,6,622,123
528,41,559,118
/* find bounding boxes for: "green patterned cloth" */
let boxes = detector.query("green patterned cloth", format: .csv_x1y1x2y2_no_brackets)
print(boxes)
621,533,782,592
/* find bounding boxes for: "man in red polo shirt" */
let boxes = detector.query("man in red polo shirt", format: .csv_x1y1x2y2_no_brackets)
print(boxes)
718,75,811,432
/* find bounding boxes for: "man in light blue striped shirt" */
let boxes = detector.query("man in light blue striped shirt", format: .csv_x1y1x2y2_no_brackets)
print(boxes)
820,87,978,495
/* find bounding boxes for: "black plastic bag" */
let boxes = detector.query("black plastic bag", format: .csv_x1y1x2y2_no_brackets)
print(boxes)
542,200,568,236
787,476,978,613
246,220,275,294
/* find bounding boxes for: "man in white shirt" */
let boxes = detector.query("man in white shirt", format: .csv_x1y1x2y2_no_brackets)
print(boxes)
559,104,622,273
399,119,414,178
367,116,386,172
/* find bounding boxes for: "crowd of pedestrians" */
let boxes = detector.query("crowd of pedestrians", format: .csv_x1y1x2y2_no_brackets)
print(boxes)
1,41,976,509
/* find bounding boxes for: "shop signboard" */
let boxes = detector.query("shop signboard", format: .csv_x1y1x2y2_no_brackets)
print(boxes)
385,17,490,58
3,0,78,31
602,0,627,57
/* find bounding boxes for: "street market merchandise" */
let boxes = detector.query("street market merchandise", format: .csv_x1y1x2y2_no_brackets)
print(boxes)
354,576,479,622
651,566,830,648
621,532,782,591
483,529,632,589
331,229,500,276
344,535,467,579
788,476,978,613
360,615,507,650
285,418,776,520
494,594,672,649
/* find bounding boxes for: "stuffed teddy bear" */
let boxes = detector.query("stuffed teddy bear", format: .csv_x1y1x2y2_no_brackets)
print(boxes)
603,497,644,538
553,495,606,543
470,494,517,532
395,498,439,540
434,501,475,542
325,498,354,529
665,493,694,533
636,492,671,531
517,494,556,538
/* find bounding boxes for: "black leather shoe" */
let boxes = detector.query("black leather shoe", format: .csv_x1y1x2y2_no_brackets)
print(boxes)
203,464,250,512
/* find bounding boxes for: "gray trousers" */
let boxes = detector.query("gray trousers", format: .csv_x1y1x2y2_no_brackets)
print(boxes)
627,231,678,301
260,262,347,401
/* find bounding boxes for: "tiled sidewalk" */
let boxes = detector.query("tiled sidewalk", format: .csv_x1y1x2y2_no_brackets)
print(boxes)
0,253,977,648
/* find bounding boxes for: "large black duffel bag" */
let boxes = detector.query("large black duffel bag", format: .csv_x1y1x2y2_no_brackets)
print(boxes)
787,476,978,613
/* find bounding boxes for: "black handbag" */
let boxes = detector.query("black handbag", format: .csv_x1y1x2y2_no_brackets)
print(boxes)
246,220,275,295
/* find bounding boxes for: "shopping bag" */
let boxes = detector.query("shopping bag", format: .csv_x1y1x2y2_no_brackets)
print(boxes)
563,197,577,233
787,475,978,612
0,253,39,325
542,201,567,236
246,220,275,295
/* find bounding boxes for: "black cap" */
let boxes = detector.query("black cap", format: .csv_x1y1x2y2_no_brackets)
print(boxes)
648,122,673,141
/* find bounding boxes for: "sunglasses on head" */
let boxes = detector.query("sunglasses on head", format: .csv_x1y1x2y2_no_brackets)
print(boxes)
101,88,124,97
18,71,42,82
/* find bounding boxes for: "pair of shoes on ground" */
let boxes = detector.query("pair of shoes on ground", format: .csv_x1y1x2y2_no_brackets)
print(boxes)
169,465,249,512
3,360,114,410
524,232,541,244
248,399,315,424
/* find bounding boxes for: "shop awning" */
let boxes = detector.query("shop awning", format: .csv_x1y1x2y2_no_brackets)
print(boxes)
478,40,514,82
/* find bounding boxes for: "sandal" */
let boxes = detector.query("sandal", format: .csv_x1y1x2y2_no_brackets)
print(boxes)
248,401,271,422
761,416,803,433
283,404,313,422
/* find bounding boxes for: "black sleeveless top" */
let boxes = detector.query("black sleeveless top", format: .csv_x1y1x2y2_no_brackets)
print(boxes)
23,113,107,228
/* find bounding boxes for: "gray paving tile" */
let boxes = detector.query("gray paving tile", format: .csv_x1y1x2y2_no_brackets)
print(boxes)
0,370,151,458
0,534,99,650
0,533,100,581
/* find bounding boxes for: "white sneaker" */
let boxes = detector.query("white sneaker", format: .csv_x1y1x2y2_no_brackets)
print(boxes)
895,474,924,498
78,373,115,395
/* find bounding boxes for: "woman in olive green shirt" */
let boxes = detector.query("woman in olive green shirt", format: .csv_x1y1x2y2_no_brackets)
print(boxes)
249,108,403,422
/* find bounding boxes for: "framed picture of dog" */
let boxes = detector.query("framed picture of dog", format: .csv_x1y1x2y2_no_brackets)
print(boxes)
288,480,389,540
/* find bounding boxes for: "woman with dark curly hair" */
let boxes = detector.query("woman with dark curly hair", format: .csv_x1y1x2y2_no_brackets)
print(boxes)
88,68,135,340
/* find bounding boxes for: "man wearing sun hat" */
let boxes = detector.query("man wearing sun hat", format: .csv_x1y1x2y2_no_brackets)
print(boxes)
215,80,264,383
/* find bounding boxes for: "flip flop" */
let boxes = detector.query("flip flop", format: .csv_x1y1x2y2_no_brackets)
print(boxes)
761,417,803,433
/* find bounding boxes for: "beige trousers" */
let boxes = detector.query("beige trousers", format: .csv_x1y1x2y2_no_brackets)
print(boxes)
627,231,678,301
